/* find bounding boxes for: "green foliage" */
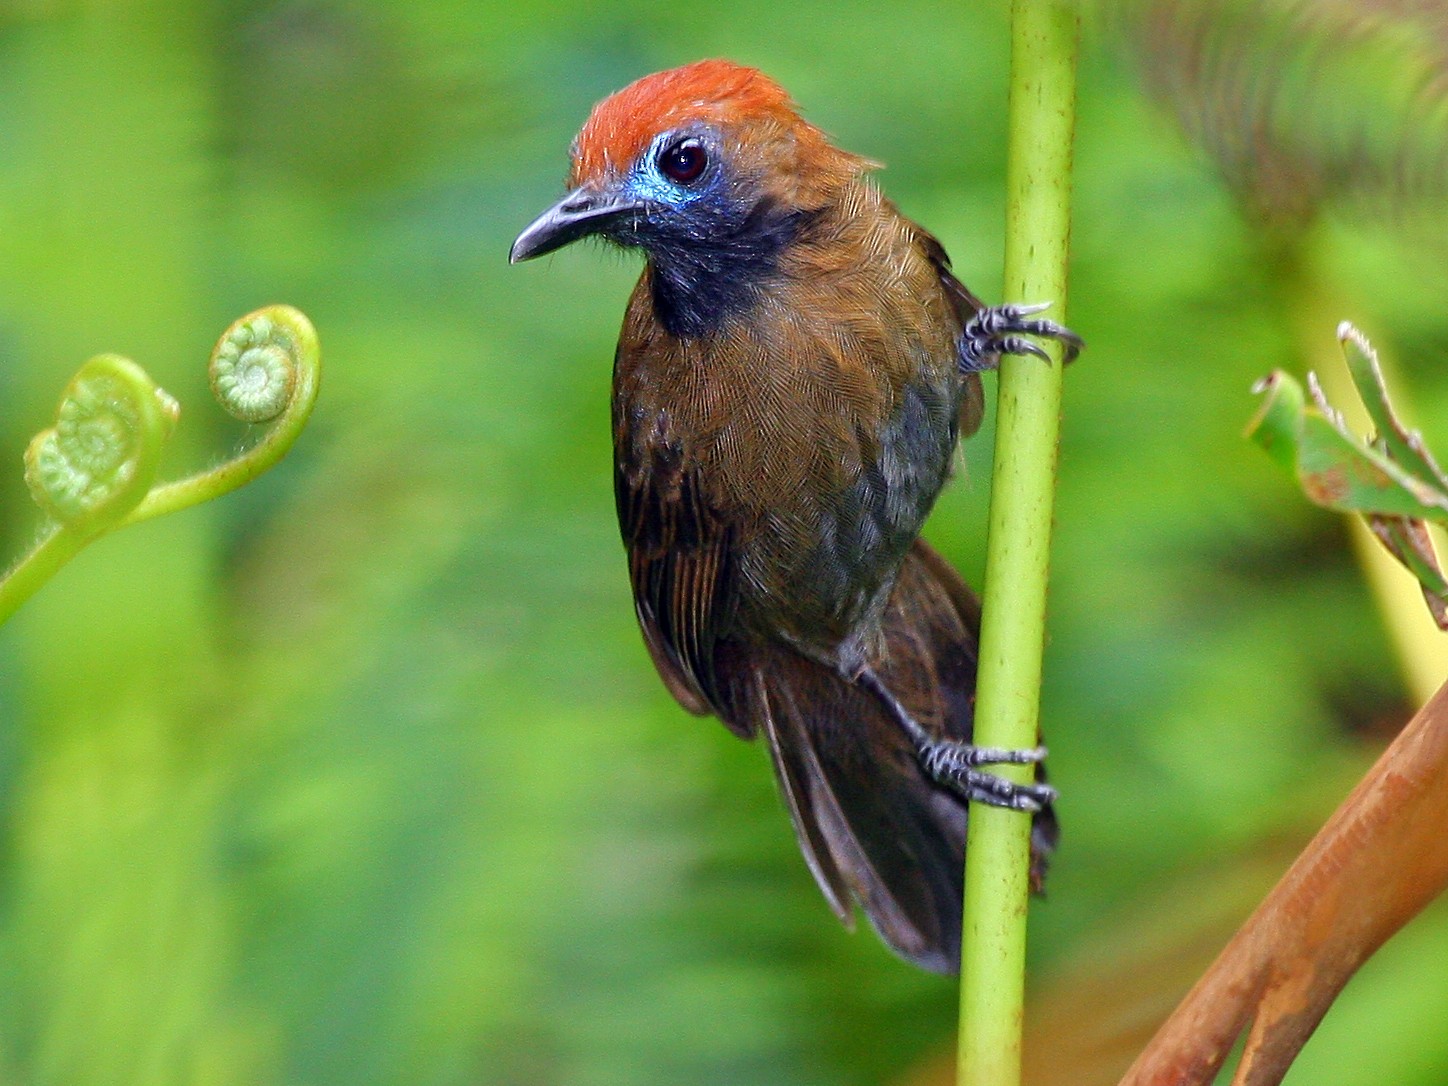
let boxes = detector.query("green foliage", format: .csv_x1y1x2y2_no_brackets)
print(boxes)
1248,324,1448,622
0,3,1446,1086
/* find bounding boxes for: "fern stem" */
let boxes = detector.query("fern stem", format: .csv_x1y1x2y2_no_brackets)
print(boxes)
957,2,1079,1084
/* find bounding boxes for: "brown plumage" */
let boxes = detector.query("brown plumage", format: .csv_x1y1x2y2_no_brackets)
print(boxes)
512,59,1077,972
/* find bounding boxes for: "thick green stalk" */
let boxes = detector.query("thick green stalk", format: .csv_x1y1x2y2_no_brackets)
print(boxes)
957,3,1078,1085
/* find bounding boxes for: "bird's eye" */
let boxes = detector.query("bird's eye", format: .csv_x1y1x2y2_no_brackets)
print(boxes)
657,138,708,184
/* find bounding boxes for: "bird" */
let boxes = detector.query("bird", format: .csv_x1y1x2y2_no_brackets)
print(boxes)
511,59,1079,973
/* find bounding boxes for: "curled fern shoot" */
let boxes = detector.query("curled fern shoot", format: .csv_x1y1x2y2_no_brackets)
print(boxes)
124,305,321,525
0,305,321,625
24,354,178,536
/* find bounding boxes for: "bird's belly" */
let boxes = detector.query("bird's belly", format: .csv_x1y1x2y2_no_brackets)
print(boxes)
729,379,958,668
735,509,904,668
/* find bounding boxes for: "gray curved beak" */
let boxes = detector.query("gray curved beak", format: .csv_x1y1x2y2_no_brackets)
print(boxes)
509,187,646,264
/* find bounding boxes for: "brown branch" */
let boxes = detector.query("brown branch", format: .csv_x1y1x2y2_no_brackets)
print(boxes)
1119,677,1448,1086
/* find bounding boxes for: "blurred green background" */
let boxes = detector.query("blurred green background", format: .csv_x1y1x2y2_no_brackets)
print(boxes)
1,2,1447,1084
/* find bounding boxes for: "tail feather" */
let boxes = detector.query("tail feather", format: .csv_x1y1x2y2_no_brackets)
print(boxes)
754,667,853,924
736,538,1057,973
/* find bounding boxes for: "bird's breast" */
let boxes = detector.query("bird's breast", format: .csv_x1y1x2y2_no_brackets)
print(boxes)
614,278,961,660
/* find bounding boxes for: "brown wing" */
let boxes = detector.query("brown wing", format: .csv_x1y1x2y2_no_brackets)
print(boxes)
610,267,755,734
912,225,987,440
614,453,742,725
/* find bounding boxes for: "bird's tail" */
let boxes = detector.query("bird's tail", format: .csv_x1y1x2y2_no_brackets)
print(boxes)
735,538,1058,973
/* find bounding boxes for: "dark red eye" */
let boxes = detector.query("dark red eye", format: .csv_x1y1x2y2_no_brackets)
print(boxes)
658,138,707,184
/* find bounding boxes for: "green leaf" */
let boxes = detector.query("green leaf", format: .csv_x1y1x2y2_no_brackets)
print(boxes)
1246,324,1448,627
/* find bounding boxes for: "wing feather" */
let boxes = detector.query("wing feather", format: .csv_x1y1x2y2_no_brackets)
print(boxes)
615,427,745,730
910,224,988,439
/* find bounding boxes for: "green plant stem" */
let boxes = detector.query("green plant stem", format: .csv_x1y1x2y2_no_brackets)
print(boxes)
957,3,1078,1085
0,525,89,627
121,390,312,526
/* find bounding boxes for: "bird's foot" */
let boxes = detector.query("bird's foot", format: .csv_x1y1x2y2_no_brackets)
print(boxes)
917,738,1057,812
857,666,1056,813
960,302,1083,373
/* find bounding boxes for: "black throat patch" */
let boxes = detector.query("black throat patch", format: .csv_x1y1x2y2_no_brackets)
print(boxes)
645,199,820,339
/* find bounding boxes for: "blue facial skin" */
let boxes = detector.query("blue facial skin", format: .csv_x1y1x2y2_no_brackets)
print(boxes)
628,129,723,210
609,127,811,338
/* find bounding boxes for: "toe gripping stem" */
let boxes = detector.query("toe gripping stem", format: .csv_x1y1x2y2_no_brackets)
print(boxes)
858,668,1057,813
961,301,1084,374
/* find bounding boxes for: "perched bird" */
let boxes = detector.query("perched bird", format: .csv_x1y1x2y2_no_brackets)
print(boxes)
511,59,1079,972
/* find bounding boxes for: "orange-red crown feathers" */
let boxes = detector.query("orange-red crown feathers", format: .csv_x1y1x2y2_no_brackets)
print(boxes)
568,59,847,189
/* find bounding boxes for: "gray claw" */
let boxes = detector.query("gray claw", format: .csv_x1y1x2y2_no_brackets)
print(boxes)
915,737,1056,813
968,744,1049,765
999,335,1051,362
856,665,1057,814
964,772,1056,812
1012,301,1052,317
960,301,1085,372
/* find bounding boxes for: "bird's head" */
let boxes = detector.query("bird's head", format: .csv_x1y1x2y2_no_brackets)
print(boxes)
510,59,869,267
